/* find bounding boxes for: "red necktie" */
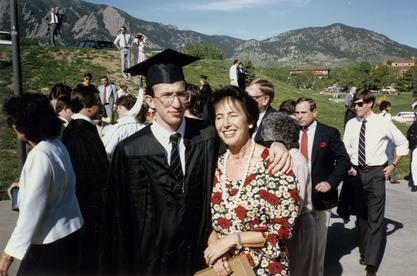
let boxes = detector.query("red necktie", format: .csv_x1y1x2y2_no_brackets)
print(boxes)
300,127,308,161
103,85,107,104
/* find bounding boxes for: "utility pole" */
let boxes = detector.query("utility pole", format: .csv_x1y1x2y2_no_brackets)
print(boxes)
10,0,26,173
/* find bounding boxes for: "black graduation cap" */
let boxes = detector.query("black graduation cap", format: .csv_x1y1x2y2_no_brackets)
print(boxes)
200,75,208,80
124,48,200,88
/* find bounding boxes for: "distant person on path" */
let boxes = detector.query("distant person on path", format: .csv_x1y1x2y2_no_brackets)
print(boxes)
407,100,417,192
343,89,408,276
114,26,132,78
0,93,83,275
295,97,350,276
98,75,118,123
245,79,277,143
379,101,400,184
132,33,148,64
344,86,357,126
229,59,239,86
199,75,212,121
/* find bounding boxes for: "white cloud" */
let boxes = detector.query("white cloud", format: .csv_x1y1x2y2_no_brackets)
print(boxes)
181,0,312,12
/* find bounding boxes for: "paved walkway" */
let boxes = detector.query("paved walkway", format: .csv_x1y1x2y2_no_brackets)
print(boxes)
0,180,416,276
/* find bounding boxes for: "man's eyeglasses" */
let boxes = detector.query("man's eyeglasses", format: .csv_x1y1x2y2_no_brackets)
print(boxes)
251,95,265,100
154,91,190,105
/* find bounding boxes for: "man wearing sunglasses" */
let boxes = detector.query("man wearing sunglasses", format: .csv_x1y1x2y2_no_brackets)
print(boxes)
343,89,409,276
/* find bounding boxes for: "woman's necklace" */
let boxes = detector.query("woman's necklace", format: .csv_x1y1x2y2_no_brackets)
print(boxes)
223,141,256,185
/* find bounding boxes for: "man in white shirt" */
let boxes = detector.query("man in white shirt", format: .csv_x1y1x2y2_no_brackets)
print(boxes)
245,78,277,143
229,59,239,86
46,7,59,46
344,89,409,276
114,26,132,77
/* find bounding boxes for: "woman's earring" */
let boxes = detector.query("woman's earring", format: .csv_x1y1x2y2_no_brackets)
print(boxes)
249,124,253,129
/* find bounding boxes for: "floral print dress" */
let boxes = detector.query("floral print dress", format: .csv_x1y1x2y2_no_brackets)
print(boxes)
211,148,300,275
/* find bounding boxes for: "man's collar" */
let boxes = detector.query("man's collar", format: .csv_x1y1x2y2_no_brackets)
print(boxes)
151,118,186,144
71,113,94,125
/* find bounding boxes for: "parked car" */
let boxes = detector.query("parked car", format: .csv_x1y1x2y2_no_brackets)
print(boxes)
392,112,416,124
78,40,114,50
0,31,12,45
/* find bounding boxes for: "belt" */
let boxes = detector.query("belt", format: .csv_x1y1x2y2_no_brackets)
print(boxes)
354,163,387,171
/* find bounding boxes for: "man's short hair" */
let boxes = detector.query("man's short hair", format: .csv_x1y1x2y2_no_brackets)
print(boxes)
84,72,92,79
115,95,136,110
233,59,239,65
379,100,391,111
49,83,72,100
100,75,108,80
70,85,100,113
279,99,296,115
353,89,376,107
55,94,71,114
248,79,275,103
296,97,317,111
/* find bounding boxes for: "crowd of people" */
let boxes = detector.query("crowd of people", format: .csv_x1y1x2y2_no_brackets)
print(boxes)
0,45,416,276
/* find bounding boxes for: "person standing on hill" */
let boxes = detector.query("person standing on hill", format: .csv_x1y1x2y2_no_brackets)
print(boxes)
132,33,148,64
229,59,239,86
98,75,118,123
114,26,132,78
199,75,212,121
44,7,59,46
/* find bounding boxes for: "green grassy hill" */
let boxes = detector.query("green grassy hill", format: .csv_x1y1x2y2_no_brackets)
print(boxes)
0,44,415,198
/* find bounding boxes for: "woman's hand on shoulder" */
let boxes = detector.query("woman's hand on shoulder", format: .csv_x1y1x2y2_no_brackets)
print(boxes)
7,182,19,200
267,142,292,176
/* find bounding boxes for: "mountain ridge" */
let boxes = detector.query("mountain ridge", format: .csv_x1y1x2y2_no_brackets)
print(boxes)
1,0,416,66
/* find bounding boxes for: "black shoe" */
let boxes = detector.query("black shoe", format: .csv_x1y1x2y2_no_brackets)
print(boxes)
411,186,417,192
366,272,377,276
359,256,366,265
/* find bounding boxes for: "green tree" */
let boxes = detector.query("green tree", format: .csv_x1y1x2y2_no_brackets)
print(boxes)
181,43,224,60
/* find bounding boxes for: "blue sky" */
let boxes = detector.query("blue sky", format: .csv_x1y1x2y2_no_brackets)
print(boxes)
87,0,417,48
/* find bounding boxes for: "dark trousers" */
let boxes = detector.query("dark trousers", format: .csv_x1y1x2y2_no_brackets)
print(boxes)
352,166,387,270
17,230,80,275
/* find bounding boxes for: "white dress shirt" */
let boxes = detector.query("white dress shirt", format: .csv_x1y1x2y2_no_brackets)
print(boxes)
71,113,94,125
50,12,58,24
114,33,132,49
151,119,186,174
5,139,83,259
102,116,145,155
251,106,268,140
380,110,392,120
343,112,409,166
290,149,313,214
229,64,238,85
298,120,317,172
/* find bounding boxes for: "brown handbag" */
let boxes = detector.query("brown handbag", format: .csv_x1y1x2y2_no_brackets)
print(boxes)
194,255,255,276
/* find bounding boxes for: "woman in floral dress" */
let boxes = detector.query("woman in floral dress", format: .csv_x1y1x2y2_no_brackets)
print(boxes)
204,86,300,276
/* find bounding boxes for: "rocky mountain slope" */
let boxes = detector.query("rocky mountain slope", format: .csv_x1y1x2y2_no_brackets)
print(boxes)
1,0,416,66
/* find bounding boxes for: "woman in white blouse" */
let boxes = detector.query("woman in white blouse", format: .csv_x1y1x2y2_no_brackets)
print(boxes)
0,93,83,275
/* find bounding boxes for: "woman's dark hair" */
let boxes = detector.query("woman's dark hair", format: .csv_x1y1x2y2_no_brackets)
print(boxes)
70,85,101,113
49,83,72,100
186,83,203,118
4,93,62,143
211,85,259,135
379,100,391,111
261,112,300,149
279,99,296,115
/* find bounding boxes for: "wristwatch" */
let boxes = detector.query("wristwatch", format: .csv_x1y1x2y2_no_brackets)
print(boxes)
236,232,243,250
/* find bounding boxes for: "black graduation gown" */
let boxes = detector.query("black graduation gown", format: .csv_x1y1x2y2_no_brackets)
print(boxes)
61,119,109,273
99,117,219,275
200,84,213,122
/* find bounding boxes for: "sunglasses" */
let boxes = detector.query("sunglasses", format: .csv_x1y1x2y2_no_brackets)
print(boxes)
85,77,91,80
353,102,365,107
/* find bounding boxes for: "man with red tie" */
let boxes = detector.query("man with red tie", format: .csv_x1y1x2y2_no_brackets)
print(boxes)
295,97,350,276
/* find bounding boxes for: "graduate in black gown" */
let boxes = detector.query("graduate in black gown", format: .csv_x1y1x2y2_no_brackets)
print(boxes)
62,85,109,274
199,75,213,122
99,49,218,275
98,49,293,276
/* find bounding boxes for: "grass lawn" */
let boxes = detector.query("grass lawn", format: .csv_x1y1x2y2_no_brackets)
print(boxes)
0,45,415,198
